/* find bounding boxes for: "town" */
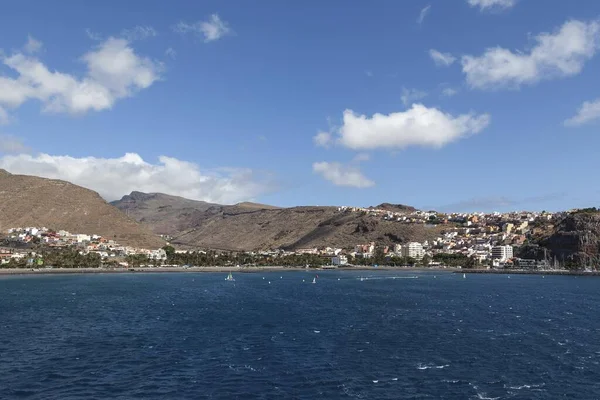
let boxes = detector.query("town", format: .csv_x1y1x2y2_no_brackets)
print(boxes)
0,205,580,271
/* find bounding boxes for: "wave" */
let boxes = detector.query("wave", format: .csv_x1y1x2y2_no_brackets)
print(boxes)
505,383,545,390
417,363,449,370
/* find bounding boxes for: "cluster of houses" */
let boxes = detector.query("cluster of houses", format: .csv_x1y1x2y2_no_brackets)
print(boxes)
1,227,167,265
0,206,572,270
294,208,566,269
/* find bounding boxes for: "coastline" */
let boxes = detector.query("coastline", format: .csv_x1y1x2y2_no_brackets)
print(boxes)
0,266,299,276
0,265,457,276
2,266,597,277
461,269,600,276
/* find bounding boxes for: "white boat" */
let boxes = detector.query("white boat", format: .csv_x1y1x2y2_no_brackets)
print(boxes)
225,272,235,281
312,277,316,284
463,273,466,279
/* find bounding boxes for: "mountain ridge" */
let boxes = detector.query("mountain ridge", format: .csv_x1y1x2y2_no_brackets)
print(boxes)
0,170,164,248
111,191,437,251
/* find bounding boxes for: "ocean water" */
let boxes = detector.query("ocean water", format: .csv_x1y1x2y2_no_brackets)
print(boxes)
1,271,600,399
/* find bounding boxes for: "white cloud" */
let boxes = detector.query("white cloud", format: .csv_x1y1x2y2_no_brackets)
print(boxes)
401,87,428,106
0,134,29,153
0,37,161,117
314,131,333,148
0,152,274,204
442,87,458,97
417,5,431,24
317,104,490,151
313,161,374,188
429,49,456,67
174,14,232,42
467,0,517,11
121,26,158,41
24,35,42,53
564,98,600,126
462,19,600,89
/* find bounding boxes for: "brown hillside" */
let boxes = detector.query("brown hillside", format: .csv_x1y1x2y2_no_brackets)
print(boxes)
112,192,441,251
0,170,164,248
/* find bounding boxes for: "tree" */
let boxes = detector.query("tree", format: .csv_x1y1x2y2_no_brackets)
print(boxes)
162,245,175,259
373,247,385,265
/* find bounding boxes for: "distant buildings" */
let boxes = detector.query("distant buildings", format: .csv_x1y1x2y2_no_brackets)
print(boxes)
491,245,513,261
332,255,348,266
401,242,425,260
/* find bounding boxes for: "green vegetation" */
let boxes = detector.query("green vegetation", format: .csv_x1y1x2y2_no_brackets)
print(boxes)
2,249,102,268
166,251,328,267
573,207,599,214
432,253,478,268
1,245,479,269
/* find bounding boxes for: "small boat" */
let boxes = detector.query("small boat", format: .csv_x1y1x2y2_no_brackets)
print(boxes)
463,273,466,279
225,272,235,281
312,277,317,284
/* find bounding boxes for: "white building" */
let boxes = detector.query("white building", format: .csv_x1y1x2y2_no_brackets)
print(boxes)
401,242,425,260
491,245,513,261
332,255,348,266
76,234,91,243
149,249,167,261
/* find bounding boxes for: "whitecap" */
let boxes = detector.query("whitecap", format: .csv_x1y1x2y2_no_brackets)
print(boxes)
476,394,500,400
392,378,398,381
505,383,545,390
417,363,449,370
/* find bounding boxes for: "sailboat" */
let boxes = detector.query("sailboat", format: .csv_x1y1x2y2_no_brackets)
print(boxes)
312,277,317,284
463,273,466,279
225,272,235,281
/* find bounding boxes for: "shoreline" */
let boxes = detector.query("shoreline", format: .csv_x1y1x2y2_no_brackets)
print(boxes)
1,266,597,277
0,265,457,276
461,269,600,276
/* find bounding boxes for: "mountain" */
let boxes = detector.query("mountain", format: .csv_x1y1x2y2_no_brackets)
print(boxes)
110,192,280,237
111,191,219,235
0,170,164,248
112,192,440,251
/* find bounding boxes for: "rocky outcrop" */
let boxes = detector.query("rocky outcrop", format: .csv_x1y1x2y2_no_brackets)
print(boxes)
541,212,600,268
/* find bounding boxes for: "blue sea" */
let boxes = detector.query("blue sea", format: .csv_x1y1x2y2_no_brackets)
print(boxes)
1,270,600,399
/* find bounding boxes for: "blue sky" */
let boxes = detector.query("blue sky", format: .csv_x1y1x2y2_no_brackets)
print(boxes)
1,0,600,212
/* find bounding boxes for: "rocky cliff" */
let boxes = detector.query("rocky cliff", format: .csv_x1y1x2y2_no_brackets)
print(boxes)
541,211,600,268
